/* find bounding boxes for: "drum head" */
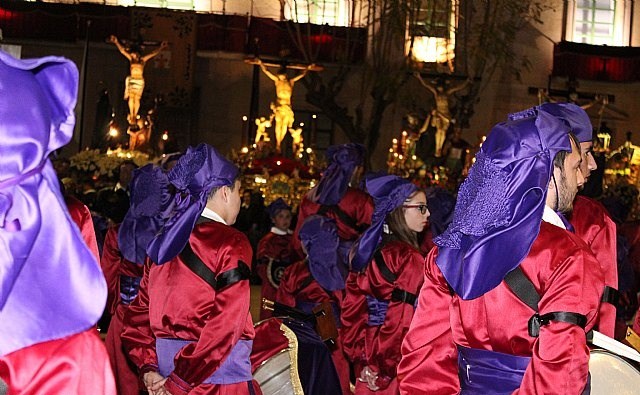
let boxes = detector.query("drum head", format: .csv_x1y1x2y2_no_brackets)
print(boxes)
589,349,640,395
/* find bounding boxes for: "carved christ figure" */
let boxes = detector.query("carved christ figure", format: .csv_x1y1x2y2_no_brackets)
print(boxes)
415,73,471,157
257,59,314,151
109,35,168,128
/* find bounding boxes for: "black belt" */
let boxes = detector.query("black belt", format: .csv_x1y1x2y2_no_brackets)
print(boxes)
505,266,587,337
180,241,250,291
391,288,418,306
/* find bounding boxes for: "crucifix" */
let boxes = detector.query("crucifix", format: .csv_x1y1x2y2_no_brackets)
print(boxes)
528,77,628,134
246,58,322,152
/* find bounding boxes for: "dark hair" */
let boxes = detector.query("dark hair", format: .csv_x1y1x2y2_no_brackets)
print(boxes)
206,174,240,201
553,132,581,173
385,191,422,250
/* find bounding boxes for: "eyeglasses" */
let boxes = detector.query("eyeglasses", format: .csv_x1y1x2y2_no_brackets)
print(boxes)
403,204,429,215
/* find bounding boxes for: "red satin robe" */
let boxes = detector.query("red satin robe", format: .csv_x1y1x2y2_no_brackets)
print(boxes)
292,187,374,260
256,230,294,319
276,260,350,394
398,222,604,395
570,195,617,337
101,224,144,395
341,240,425,394
0,197,115,395
121,220,257,395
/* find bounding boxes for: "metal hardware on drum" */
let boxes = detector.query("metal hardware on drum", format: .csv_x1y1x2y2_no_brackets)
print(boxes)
261,298,339,349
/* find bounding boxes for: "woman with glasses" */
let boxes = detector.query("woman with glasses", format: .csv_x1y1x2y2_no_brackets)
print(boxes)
341,174,429,394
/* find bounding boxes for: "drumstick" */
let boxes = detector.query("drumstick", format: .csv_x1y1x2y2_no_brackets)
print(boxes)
588,330,640,363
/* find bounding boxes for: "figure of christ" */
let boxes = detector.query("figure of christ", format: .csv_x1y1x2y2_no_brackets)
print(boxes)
415,73,471,157
256,59,314,152
109,35,168,128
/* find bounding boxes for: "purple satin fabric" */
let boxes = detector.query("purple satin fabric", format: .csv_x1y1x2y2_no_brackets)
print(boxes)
120,144,239,265
0,51,107,355
457,345,531,394
311,143,365,205
434,110,571,299
509,102,592,143
365,295,389,326
281,318,343,395
299,215,346,291
156,338,253,384
349,174,417,271
118,164,172,264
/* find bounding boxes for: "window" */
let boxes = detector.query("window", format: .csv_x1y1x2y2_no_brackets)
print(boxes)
284,0,350,27
566,0,631,46
117,0,195,11
407,0,458,67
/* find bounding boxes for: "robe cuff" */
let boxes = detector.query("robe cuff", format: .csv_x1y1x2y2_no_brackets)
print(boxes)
165,372,193,395
139,363,158,377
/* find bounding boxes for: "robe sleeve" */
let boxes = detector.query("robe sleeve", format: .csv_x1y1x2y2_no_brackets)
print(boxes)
340,271,369,366
276,264,298,307
398,247,459,395
369,248,423,386
588,216,617,337
517,247,602,394
100,225,123,316
121,261,158,375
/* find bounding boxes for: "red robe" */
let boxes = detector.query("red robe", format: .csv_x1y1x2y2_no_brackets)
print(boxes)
276,260,350,394
570,195,618,337
121,220,257,395
341,240,424,394
292,187,374,260
101,224,144,395
398,222,604,394
256,230,294,320
0,197,115,395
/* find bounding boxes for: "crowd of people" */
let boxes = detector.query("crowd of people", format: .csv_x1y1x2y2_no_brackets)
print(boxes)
2,50,640,395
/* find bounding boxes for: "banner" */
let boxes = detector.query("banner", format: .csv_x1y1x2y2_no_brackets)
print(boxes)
130,7,197,108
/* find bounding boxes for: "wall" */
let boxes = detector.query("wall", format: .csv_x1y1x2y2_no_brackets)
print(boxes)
4,0,640,168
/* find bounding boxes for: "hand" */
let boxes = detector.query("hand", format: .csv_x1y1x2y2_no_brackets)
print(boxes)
108,35,117,43
160,41,169,49
358,366,380,391
143,371,169,395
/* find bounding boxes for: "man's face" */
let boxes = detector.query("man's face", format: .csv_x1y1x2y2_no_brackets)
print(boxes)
555,139,585,213
579,141,597,182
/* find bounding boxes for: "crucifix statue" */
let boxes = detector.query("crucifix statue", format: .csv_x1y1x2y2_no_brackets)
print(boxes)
415,73,471,157
109,35,168,129
249,58,320,152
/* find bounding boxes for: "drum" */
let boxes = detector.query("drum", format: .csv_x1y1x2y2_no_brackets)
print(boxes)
252,318,303,395
589,349,640,394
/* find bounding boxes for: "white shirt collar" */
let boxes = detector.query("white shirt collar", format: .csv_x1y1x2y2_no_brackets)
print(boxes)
202,207,227,225
270,226,292,235
542,205,566,230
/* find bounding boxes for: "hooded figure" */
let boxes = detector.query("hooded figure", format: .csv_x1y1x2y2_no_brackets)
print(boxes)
0,50,115,393
293,143,374,270
399,105,604,394
434,109,574,299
